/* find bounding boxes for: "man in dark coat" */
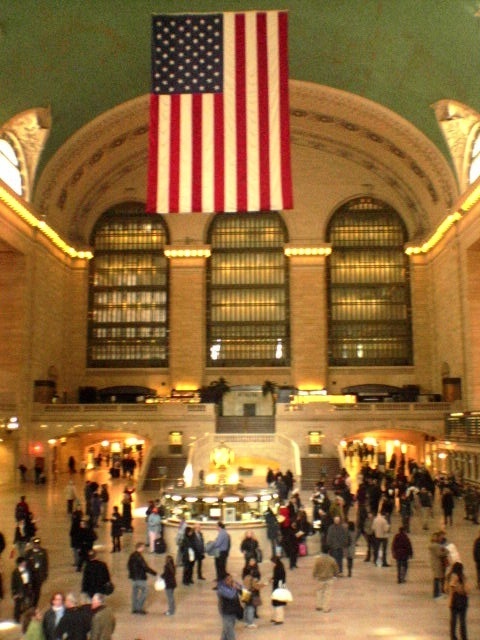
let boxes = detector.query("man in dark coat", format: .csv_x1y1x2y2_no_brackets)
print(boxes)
192,522,206,580
264,507,280,558
76,519,97,572
82,550,111,599
11,556,33,622
25,537,49,606
127,542,157,614
57,593,93,640
391,525,413,583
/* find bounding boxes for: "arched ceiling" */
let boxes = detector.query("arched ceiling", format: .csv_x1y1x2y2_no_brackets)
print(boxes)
3,0,480,193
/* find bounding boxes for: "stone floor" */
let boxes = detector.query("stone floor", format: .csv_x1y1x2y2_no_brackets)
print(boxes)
1,467,480,640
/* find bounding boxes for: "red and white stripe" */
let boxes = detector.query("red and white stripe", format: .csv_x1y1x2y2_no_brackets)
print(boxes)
146,10,293,214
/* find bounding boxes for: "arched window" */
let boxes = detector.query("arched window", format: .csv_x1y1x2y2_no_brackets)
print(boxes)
327,197,412,366
88,204,169,367
207,212,289,366
469,127,480,184
0,135,23,196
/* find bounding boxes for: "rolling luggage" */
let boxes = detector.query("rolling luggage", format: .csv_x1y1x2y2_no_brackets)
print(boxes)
155,536,166,554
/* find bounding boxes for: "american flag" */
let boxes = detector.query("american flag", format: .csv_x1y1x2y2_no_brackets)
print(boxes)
146,11,293,214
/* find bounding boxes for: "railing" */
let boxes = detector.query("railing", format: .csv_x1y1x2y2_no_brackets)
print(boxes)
32,402,214,417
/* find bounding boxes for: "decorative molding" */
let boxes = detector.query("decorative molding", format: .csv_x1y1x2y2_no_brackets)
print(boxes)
1,108,51,201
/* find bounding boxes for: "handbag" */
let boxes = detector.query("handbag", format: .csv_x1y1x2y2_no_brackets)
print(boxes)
298,542,307,557
103,581,115,595
272,582,293,603
154,576,166,592
241,588,251,604
255,548,263,563
188,547,195,562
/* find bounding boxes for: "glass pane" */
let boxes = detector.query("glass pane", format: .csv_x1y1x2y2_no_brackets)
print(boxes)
88,207,168,368
207,212,289,366
327,197,412,366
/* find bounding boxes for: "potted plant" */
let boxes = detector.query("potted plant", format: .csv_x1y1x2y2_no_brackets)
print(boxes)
262,380,278,415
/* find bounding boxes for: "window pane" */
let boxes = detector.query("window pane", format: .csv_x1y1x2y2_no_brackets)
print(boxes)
327,197,412,366
207,212,289,366
88,205,169,368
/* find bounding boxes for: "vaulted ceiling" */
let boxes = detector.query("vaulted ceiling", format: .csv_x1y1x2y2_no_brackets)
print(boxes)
3,0,480,192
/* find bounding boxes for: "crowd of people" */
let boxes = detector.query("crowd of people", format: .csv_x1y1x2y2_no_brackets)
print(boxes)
1,456,479,640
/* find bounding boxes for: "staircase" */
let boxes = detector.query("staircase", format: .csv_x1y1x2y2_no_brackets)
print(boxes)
300,457,341,491
142,456,187,491
216,416,275,433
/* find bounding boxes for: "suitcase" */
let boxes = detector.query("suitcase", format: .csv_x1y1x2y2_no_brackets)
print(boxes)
154,536,167,554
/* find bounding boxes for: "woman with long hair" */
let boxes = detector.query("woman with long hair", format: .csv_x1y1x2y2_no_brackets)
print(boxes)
161,554,177,616
447,562,471,640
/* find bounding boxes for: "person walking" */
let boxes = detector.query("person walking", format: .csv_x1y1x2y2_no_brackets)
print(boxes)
429,531,449,599
192,522,206,580
25,537,49,606
442,488,455,527
11,557,33,623
65,480,77,515
76,519,97,573
326,515,348,575
211,522,231,582
57,593,93,640
242,563,262,628
372,510,391,567
161,554,177,616
391,526,413,584
472,528,480,589
270,555,287,625
180,526,196,585
89,593,115,640
22,607,45,640
99,485,109,522
127,542,157,614
217,573,243,640
109,506,123,553
312,549,339,612
81,550,111,599
418,487,433,530
264,508,280,558
346,521,356,577
146,507,162,553
42,592,66,640
447,562,471,640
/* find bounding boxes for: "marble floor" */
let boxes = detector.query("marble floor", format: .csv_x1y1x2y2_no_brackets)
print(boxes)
1,468,479,640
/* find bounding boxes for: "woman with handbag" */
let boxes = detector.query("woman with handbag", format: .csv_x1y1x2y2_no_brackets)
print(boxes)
242,565,262,628
447,562,471,640
161,555,177,616
270,555,286,625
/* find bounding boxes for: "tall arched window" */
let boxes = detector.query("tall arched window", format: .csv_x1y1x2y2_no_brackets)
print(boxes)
88,204,169,367
327,197,412,366
0,134,23,196
207,212,289,366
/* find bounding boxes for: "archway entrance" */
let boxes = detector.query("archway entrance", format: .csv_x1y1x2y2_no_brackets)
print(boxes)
339,428,434,490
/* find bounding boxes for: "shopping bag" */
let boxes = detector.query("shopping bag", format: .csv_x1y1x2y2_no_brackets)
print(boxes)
154,576,166,592
272,581,293,603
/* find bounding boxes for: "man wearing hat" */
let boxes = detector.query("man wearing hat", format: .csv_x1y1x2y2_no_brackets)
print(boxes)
25,537,49,606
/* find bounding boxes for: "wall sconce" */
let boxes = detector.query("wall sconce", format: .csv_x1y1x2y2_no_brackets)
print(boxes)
7,416,19,430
